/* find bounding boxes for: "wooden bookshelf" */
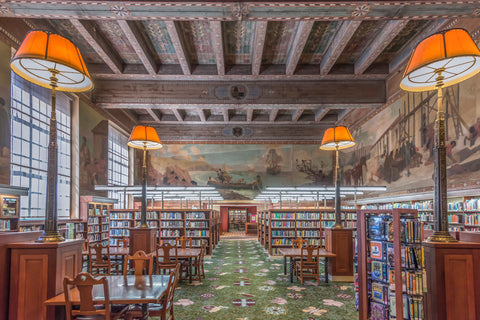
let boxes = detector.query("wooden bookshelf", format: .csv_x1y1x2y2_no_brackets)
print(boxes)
357,209,425,320
80,196,116,245
108,209,218,254
0,185,28,232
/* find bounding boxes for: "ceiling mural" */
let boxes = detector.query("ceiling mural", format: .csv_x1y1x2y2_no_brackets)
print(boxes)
336,20,382,64
134,144,333,200
300,21,338,64
262,21,297,65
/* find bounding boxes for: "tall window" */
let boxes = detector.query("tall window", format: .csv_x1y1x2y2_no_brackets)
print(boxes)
108,125,129,208
10,73,72,218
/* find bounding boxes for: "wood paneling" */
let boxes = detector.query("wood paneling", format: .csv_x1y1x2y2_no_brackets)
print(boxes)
424,242,480,320
8,240,83,320
324,228,354,279
0,231,41,320
130,228,156,255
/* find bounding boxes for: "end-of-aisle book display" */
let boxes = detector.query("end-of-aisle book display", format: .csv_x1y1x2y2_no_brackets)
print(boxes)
356,209,425,320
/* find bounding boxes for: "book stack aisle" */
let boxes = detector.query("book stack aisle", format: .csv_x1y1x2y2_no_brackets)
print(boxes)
356,209,425,320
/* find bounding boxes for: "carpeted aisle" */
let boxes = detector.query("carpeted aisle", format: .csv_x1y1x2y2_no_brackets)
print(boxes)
166,239,358,320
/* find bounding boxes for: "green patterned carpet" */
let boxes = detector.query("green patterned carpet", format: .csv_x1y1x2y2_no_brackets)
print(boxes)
168,239,358,320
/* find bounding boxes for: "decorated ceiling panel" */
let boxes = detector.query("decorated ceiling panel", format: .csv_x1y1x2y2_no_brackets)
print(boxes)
224,21,254,65
300,21,338,64
179,21,215,65
96,21,141,64
262,21,298,65
49,19,103,64
374,20,429,65
336,20,382,64
141,20,178,64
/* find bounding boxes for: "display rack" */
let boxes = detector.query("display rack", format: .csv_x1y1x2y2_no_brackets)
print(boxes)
0,185,28,231
356,209,425,320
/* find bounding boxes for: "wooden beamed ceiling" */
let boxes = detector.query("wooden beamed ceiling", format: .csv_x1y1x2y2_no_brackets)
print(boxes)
2,1,480,141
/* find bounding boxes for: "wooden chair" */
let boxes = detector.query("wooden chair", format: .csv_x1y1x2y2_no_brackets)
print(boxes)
123,250,153,276
291,238,308,275
126,264,180,320
89,242,117,276
156,243,179,275
63,272,128,320
295,245,320,285
191,242,206,281
175,236,192,249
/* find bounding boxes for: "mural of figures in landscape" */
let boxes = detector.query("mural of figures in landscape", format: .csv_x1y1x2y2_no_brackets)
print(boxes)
0,41,10,184
345,76,480,193
136,145,333,200
79,103,108,193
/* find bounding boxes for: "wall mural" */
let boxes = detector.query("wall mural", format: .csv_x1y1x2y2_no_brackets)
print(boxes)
0,41,10,185
79,102,108,193
135,144,333,200
346,75,480,194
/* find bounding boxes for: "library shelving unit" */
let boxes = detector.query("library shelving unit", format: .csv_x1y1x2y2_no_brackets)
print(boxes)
0,185,28,231
257,210,267,245
108,209,218,254
80,196,117,245
17,219,86,239
357,209,425,320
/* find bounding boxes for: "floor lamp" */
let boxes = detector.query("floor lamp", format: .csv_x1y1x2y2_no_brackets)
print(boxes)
10,31,93,242
401,28,480,242
320,126,355,228
128,125,162,228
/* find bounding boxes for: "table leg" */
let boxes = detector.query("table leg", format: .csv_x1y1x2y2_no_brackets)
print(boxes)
142,303,148,320
325,257,329,284
283,256,287,275
189,257,193,283
289,257,293,283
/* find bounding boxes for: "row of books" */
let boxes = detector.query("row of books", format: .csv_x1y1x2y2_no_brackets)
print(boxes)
367,216,423,243
186,212,207,219
160,212,182,219
345,221,356,228
297,213,320,219
110,229,129,236
134,212,158,220
110,221,130,228
186,230,209,237
271,239,292,245
465,213,480,225
134,221,157,228
271,213,295,219
448,214,462,223
322,221,335,228
161,230,181,237
87,217,100,224
371,295,424,320
111,212,133,219
296,221,321,228
160,221,184,228
0,219,10,230
297,230,320,237
186,221,208,228
88,225,101,233
271,221,295,228
271,230,296,237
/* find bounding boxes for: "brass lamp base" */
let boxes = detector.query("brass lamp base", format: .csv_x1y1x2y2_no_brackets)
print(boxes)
36,231,65,243
425,231,458,243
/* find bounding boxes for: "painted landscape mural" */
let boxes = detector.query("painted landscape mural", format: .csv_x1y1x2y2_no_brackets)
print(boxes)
135,145,334,200
345,75,480,194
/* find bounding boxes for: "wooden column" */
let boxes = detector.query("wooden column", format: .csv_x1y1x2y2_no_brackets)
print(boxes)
423,241,480,320
8,239,83,320
324,228,354,281
129,227,156,255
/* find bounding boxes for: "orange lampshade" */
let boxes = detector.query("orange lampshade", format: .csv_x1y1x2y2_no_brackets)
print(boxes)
128,125,163,150
11,30,92,92
400,28,480,92
320,126,355,150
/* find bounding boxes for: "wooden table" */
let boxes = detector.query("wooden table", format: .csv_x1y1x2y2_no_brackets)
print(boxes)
45,275,170,320
82,246,130,256
176,248,201,283
278,248,336,283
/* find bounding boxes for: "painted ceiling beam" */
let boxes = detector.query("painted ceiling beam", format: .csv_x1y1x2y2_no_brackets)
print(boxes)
197,108,206,122
172,108,184,122
222,108,229,122
252,21,268,76
209,21,225,76
140,119,335,125
286,21,315,76
101,103,382,110
354,20,408,75
93,80,385,105
70,19,123,74
269,109,279,122
164,21,192,75
292,109,304,122
320,21,361,75
145,108,161,123
315,108,330,122
121,109,138,124
247,108,254,122
117,20,157,75
336,109,352,123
